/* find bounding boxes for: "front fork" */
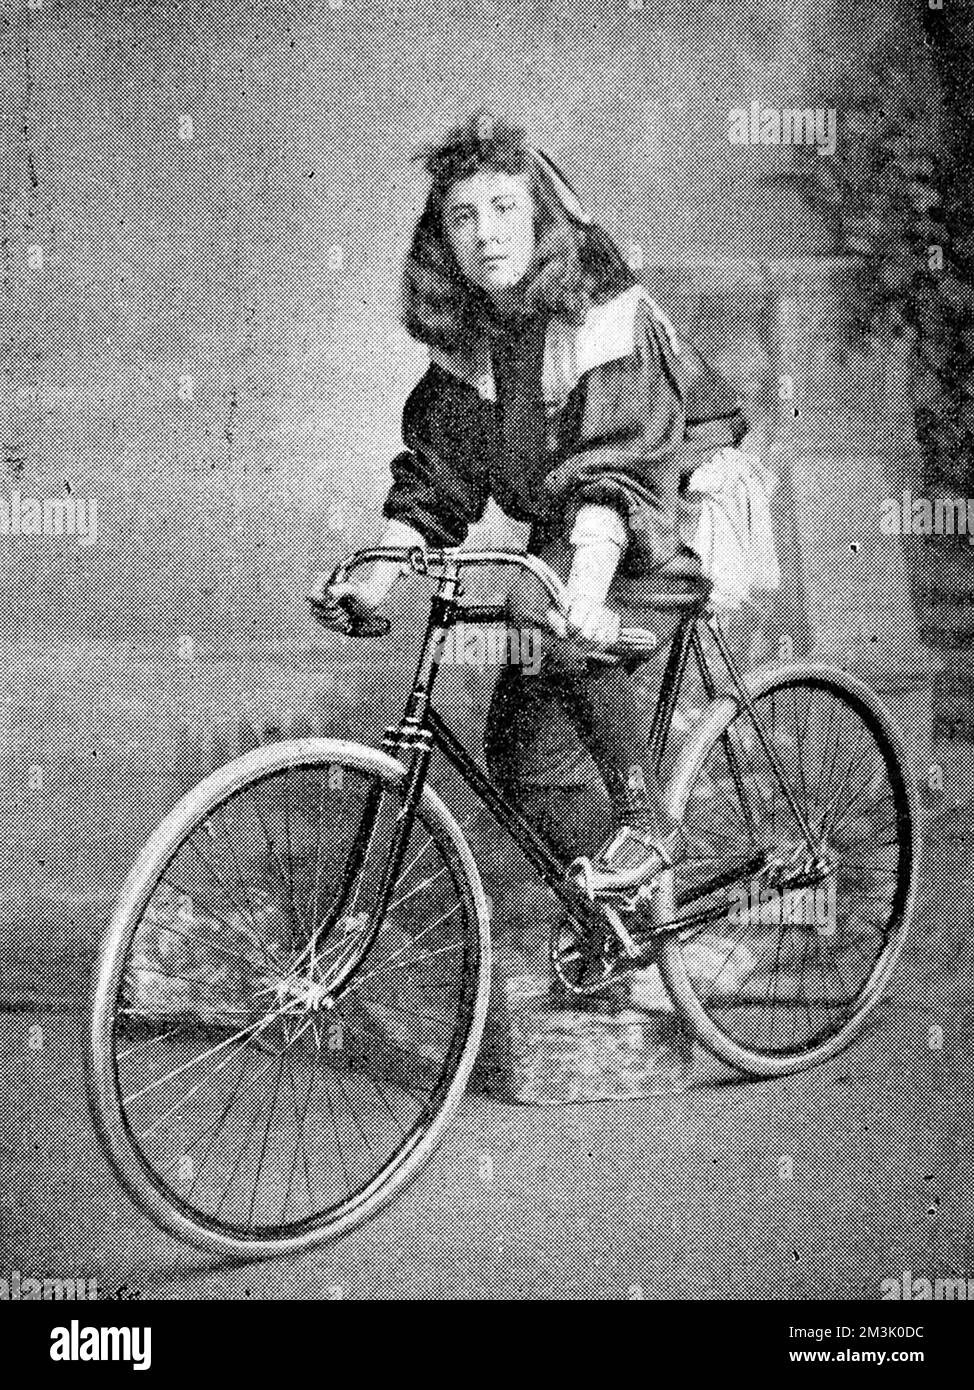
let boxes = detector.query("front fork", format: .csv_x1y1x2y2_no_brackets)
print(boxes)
317,736,434,1008
312,572,460,1006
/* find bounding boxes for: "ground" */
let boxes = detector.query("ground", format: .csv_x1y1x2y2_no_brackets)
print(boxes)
1,783,972,1301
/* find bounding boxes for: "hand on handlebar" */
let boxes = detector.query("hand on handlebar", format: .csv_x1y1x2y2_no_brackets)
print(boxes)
500,557,624,657
546,593,622,648
306,580,391,637
307,546,658,656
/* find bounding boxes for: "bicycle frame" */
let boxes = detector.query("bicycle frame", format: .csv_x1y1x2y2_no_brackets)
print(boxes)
85,550,917,1258
379,574,700,902
317,553,823,1003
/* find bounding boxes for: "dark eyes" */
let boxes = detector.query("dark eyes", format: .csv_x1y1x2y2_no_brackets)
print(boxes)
447,200,517,228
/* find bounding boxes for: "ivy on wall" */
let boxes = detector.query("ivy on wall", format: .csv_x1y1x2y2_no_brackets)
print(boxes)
793,12,974,501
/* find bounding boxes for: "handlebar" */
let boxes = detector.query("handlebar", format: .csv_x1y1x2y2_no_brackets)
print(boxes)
307,545,689,657
335,545,573,607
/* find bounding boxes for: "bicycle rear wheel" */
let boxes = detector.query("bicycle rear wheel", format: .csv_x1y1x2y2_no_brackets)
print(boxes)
87,739,490,1258
658,666,918,1076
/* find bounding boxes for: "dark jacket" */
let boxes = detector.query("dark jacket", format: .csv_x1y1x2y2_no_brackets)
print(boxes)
383,285,749,576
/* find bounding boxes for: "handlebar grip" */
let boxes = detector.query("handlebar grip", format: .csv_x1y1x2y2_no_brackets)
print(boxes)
306,592,391,638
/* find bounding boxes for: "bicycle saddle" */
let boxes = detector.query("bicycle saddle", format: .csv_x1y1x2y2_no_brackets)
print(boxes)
653,544,707,582
605,544,712,615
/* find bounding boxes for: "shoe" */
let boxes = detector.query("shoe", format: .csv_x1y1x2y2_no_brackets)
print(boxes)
567,825,673,899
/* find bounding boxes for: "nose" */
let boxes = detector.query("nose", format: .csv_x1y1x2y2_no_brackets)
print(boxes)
476,213,500,248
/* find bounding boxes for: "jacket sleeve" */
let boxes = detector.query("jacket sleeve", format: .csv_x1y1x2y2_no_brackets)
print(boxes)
382,366,491,547
540,297,689,571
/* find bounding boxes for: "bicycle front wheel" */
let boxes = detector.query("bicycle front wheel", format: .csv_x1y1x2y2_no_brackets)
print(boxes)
658,666,918,1077
87,739,490,1258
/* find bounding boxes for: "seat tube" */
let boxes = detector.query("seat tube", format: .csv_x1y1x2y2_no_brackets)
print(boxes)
649,616,695,769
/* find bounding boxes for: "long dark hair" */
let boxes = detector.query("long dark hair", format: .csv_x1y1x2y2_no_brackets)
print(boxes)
400,112,638,353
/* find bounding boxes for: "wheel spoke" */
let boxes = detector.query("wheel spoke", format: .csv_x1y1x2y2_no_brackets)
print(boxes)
249,783,314,946
666,677,913,1066
94,752,485,1250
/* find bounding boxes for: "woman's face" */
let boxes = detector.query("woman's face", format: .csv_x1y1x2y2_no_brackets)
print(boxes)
441,168,536,302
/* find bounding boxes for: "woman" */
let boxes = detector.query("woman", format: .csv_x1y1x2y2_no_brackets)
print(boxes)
325,112,753,894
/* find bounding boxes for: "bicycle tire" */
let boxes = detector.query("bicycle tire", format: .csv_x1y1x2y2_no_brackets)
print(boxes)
657,664,919,1077
87,738,491,1258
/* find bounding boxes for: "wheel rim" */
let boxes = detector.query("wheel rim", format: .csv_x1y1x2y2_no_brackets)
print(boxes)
670,679,913,1061
102,757,482,1242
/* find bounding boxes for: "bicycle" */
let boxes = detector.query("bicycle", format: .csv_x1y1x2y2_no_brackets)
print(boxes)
87,543,919,1258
